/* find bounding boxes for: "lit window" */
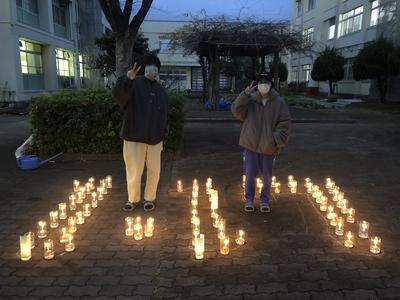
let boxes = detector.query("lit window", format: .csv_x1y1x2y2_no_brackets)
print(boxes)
338,6,364,37
370,0,397,26
303,27,314,46
56,48,75,88
328,18,336,40
159,38,184,53
291,67,298,82
302,64,311,82
19,39,44,90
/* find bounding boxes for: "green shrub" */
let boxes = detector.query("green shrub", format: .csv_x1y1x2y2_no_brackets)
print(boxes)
29,88,185,155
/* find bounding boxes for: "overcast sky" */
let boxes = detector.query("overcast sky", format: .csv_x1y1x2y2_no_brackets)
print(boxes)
127,0,293,21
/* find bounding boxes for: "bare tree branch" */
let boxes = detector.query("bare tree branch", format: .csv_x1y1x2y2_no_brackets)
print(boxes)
129,0,153,36
123,0,134,23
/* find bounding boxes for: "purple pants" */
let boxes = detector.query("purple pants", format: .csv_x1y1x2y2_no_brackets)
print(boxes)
244,149,275,205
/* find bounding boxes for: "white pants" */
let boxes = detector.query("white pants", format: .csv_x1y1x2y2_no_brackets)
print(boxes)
123,140,163,203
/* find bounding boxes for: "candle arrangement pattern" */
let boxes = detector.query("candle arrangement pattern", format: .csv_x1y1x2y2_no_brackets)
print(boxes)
19,175,112,261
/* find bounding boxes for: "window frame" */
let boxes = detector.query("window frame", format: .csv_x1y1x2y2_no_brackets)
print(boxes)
338,5,364,38
19,39,44,90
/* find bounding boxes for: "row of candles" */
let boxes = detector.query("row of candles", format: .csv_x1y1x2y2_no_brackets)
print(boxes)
19,176,113,261
125,216,155,240
178,178,246,259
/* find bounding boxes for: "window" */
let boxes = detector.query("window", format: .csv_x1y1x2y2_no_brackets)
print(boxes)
160,70,187,90
302,64,311,82
370,0,397,26
291,67,299,82
328,17,336,40
308,0,315,11
52,0,69,38
56,48,75,88
16,0,39,27
159,38,184,53
19,39,44,90
338,6,364,37
343,58,355,80
79,55,89,87
303,27,314,46
296,0,303,16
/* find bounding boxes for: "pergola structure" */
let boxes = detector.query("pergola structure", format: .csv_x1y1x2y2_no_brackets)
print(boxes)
172,17,305,110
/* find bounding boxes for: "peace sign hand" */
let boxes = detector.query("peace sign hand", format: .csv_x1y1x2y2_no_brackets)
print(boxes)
127,63,141,80
244,81,257,96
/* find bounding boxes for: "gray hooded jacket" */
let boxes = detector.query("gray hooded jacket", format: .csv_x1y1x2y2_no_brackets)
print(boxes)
231,88,291,155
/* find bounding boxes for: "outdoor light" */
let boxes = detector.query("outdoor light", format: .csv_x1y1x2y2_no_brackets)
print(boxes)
49,210,59,228
235,229,246,245
344,231,354,248
43,239,54,260
19,234,31,261
358,221,370,239
370,236,381,254
220,237,230,255
37,220,47,239
58,203,67,220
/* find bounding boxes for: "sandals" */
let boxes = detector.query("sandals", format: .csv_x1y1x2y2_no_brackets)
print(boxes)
260,203,270,213
143,201,155,212
244,202,255,212
123,202,137,212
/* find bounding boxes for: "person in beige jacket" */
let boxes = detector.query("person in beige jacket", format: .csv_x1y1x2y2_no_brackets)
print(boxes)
231,73,291,212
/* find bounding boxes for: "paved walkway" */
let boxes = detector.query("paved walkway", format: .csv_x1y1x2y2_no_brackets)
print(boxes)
0,110,400,299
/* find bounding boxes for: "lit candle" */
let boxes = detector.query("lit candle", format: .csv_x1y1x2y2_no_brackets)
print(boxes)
60,227,69,243
76,211,85,225
217,218,226,239
332,190,340,202
65,233,75,252
192,232,199,247
271,176,276,188
330,213,338,226
85,182,91,194
73,179,80,192
97,187,104,200
336,197,343,209
76,191,84,204
325,177,332,189
49,210,59,228
326,205,335,219
335,217,344,236
83,203,91,217
274,182,281,194
211,190,218,211
347,208,355,223
344,231,354,248
192,217,200,235
26,231,35,249
235,229,246,245
91,192,98,208
206,177,212,194
192,189,199,201
100,180,108,194
211,208,217,219
319,196,328,212
134,223,143,240
134,216,141,227
106,175,112,189
19,234,31,261
304,177,311,187
194,233,205,259
341,199,349,214
191,196,198,208
256,178,263,189
288,175,294,183
290,180,297,194
328,181,336,194
68,216,77,233
193,179,198,187
258,182,264,194
43,239,54,259
58,202,67,220
69,194,77,211
242,175,246,189
358,220,370,239
306,182,313,193
370,236,381,254
191,208,198,223
177,180,183,192
144,220,154,238
125,217,134,236
37,220,47,239
213,214,220,228
220,237,230,255
88,177,95,190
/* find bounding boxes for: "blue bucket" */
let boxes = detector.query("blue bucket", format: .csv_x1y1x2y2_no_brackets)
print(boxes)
17,152,63,170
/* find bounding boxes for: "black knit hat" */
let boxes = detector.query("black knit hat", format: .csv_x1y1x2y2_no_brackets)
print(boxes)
137,53,161,76
256,73,274,86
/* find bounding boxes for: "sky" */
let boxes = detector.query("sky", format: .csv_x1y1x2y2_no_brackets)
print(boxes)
128,0,294,21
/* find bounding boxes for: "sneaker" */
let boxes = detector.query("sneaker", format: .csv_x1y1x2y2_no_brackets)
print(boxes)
260,203,270,213
123,202,137,212
143,201,155,212
244,202,255,212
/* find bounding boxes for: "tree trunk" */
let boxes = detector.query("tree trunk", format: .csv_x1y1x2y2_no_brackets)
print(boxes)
115,32,133,78
273,51,280,90
208,46,219,111
328,80,334,95
377,76,387,104
199,55,208,104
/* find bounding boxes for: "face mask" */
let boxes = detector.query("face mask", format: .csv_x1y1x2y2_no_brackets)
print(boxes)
145,65,159,76
258,83,271,94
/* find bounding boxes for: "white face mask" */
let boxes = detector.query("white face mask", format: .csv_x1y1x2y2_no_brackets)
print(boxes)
145,65,159,76
258,83,271,94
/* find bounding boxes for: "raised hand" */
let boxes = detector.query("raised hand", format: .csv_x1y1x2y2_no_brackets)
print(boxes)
126,63,141,80
244,81,257,95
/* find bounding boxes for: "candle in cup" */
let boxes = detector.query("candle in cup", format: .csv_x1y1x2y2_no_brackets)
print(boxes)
19,234,31,261
192,232,199,247
49,210,59,228
206,177,212,192
330,213,338,226
217,218,226,239
213,214,220,228
59,202,67,219
192,189,199,201
194,234,205,259
192,217,200,235
100,181,108,194
344,231,354,248
258,183,264,194
335,217,344,236
97,187,104,200
73,179,80,192
134,223,143,240
211,190,218,211
125,217,134,236
65,233,75,252
341,199,349,214
274,182,281,194
271,176,276,188
106,175,112,188
358,221,370,239
68,216,77,233
290,180,297,194
76,211,85,225
91,192,98,208
43,239,54,260
69,194,77,211
60,227,69,243
144,221,154,238
26,231,35,249
347,208,355,223
177,180,183,192
235,229,246,245
220,237,230,255
85,182,91,194
191,197,198,208
88,177,95,189
37,220,47,238
319,196,328,211
242,175,246,188
370,236,381,254
83,203,91,217
76,192,83,204
326,205,335,219
304,177,311,187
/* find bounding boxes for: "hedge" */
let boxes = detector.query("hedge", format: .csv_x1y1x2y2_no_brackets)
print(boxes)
29,88,185,155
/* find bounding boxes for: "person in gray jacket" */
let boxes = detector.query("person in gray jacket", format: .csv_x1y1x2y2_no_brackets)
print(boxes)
231,73,291,212
113,54,168,212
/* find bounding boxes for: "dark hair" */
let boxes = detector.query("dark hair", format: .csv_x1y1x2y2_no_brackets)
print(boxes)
256,73,274,86
137,53,161,75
